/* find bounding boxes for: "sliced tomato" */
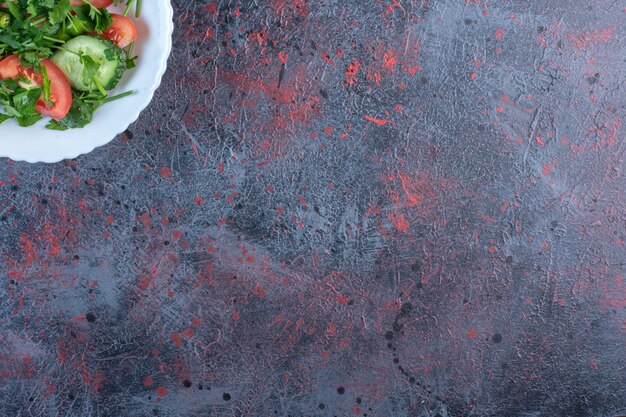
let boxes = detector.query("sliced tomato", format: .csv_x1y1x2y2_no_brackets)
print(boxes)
0,55,72,120
0,55,41,88
102,13,138,48
70,0,114,7
0,55,21,80
35,60,72,119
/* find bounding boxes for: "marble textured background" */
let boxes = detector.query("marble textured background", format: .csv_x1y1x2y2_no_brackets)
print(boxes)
1,0,626,416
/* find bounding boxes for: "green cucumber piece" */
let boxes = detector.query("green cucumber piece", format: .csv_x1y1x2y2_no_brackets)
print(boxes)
59,20,88,39
50,35,126,92
0,10,10,29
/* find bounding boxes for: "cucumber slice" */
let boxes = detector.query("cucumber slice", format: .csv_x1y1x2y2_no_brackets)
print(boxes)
50,35,126,92
0,11,11,29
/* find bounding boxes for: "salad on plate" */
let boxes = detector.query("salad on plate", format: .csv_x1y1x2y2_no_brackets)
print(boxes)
0,0,140,130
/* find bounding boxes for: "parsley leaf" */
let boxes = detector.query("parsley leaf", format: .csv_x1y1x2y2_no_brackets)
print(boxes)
0,113,11,124
40,63,53,106
46,90,97,130
78,52,100,86
49,0,71,26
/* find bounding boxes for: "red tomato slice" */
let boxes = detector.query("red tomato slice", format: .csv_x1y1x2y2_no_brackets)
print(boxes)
102,13,138,48
0,55,21,80
69,0,114,7
35,60,73,120
0,55,72,120
0,55,41,87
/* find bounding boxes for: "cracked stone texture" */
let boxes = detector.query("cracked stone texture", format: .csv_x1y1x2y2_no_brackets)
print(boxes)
1,0,626,416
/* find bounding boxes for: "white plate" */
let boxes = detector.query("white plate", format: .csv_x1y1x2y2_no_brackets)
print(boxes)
0,0,174,163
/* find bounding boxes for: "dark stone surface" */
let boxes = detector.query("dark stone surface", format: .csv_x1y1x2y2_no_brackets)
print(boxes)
1,0,626,416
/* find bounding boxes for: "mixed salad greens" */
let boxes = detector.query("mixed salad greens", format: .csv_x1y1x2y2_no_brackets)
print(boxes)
0,0,140,130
